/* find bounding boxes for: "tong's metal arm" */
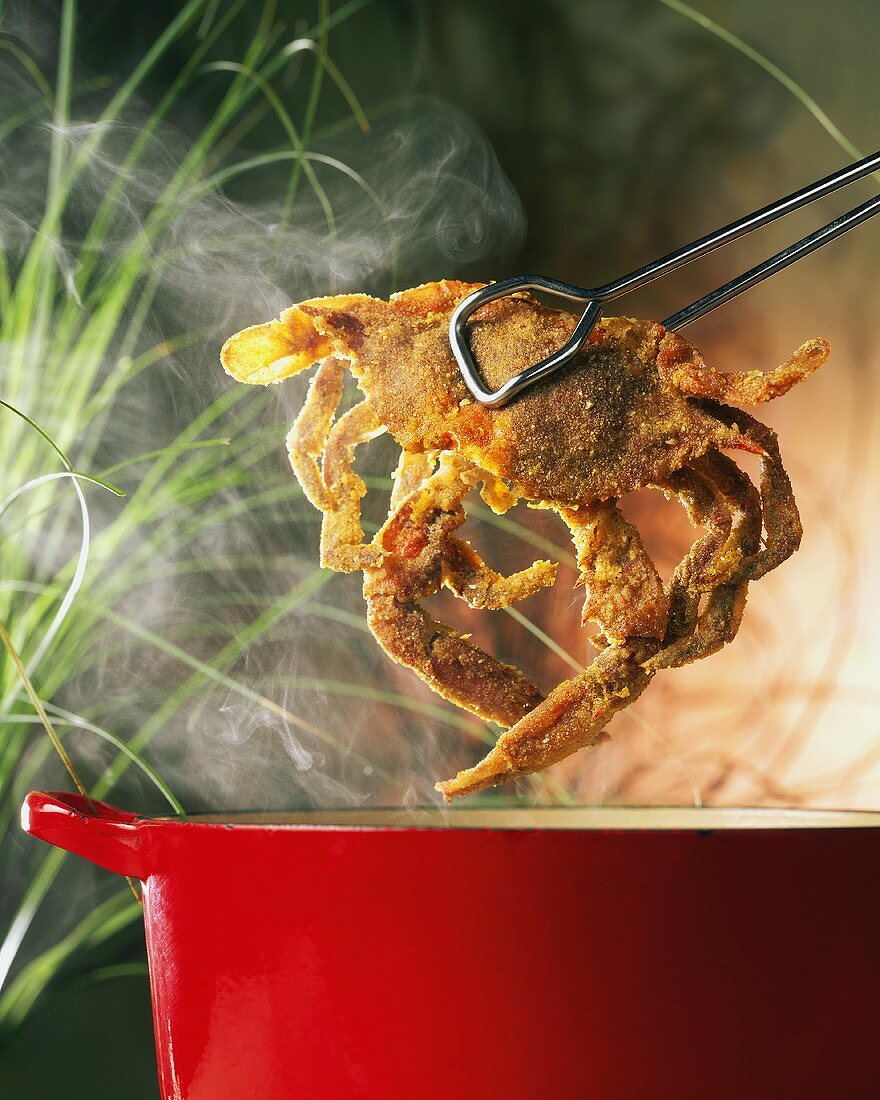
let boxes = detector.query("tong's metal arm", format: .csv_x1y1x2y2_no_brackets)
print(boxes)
451,148,880,407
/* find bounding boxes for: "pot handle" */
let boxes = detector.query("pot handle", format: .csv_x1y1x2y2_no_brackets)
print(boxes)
21,791,148,879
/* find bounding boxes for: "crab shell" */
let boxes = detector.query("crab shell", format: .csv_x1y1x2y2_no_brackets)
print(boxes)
221,280,829,800
221,280,828,508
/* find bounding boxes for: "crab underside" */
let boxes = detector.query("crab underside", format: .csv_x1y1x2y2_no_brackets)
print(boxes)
221,281,828,800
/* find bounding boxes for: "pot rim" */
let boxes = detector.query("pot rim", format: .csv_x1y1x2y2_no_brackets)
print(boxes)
166,805,880,831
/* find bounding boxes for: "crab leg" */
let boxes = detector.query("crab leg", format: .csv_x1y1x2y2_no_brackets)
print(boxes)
558,501,668,643
695,450,763,579
654,466,722,648
436,500,665,801
650,583,750,674
728,414,803,582
443,537,557,610
320,400,386,573
708,404,803,581
364,456,555,727
390,449,436,512
647,452,761,671
657,330,829,404
655,457,744,647
435,642,655,800
286,357,346,511
365,596,545,728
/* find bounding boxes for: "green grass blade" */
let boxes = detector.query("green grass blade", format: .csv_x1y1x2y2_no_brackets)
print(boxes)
1,707,185,815
0,891,141,1031
0,39,54,105
0,619,91,803
657,0,867,165
97,438,231,479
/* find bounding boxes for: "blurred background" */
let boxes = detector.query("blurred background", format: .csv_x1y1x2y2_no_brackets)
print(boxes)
1,0,878,1093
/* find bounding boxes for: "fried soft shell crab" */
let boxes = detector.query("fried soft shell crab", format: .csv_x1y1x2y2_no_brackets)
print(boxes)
221,280,827,799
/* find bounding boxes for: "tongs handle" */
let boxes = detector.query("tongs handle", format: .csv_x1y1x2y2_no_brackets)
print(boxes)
664,189,880,331
452,148,880,407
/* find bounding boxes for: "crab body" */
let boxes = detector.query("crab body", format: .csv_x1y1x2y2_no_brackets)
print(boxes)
236,281,759,504
222,280,828,799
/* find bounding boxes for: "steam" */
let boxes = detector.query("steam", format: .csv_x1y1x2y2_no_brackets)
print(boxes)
3,0,879,1065
4,1,878,827
0,14,527,816
156,98,526,329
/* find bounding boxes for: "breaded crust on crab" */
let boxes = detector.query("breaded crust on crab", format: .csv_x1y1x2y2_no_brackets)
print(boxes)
221,280,828,800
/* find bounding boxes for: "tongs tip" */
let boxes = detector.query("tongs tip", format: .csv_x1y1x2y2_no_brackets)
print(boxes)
451,148,880,407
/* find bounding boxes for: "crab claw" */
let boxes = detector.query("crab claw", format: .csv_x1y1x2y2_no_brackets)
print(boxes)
221,293,382,386
220,306,339,386
435,645,654,801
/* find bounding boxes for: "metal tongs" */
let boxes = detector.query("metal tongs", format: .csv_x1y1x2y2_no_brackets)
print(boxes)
450,149,880,407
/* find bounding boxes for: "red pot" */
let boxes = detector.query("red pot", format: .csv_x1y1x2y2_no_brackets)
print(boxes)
21,790,880,1099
